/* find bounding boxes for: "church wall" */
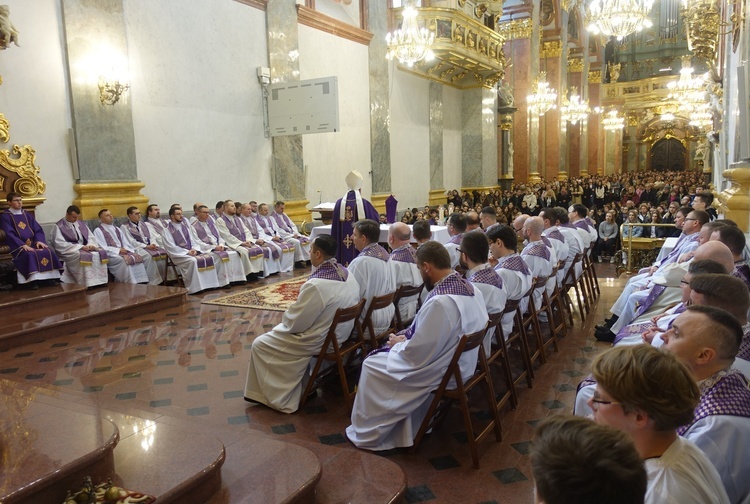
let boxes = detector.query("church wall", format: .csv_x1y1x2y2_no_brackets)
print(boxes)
389,69,431,210
442,85,463,195
297,25,372,207
0,0,76,223
123,0,273,210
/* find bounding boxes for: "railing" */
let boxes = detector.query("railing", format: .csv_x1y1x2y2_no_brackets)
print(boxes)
618,223,677,274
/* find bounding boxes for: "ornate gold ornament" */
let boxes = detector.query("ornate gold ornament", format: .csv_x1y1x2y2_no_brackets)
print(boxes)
541,40,563,58
0,112,9,143
527,71,558,116
589,70,602,83
568,58,584,73
495,18,533,40
0,144,46,197
386,0,435,68
560,86,591,125
681,0,721,62
730,0,744,52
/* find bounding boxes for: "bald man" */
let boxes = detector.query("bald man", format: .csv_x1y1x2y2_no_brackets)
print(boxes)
520,216,555,311
465,211,481,232
387,222,422,325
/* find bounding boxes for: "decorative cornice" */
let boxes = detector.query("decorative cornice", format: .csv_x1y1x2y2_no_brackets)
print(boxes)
496,18,533,40
588,70,602,83
233,0,267,10
297,5,373,46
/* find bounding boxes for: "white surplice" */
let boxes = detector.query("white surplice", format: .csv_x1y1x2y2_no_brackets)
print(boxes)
348,249,396,336
94,224,150,284
644,437,729,504
388,246,422,325
542,226,569,286
50,222,108,288
345,281,488,451
243,271,360,413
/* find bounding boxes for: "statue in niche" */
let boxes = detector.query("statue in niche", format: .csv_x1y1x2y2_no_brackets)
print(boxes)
0,5,19,49
608,62,621,83
507,143,515,174
497,81,515,107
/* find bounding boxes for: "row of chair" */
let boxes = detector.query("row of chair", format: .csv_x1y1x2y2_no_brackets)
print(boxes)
300,251,600,468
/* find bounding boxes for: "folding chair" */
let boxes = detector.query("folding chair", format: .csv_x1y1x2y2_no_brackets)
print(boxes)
561,253,587,322
392,283,424,331
163,255,184,288
299,299,366,413
485,311,517,410
362,292,396,351
522,277,549,366
411,325,502,469
499,298,534,388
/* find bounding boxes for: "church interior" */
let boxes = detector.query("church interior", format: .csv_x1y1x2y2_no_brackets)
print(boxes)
1,0,749,502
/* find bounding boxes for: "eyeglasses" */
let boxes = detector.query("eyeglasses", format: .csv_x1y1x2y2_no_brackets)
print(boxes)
680,280,690,285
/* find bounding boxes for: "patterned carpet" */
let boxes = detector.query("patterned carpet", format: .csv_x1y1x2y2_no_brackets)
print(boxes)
202,275,309,311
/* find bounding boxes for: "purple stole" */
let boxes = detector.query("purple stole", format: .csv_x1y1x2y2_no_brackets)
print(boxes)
358,243,390,262
98,225,143,265
546,228,566,244
522,241,551,261
310,258,348,282
255,215,294,253
574,220,590,232
732,262,750,292
468,266,503,289
1,211,63,277
448,233,464,245
222,215,264,259
148,217,166,232
167,222,214,271
272,212,309,243
389,245,416,264
613,303,686,345
498,253,530,275
124,221,167,260
677,369,750,435
540,235,551,247
191,221,229,262
55,219,108,265
660,232,698,266
237,215,277,260
739,323,750,361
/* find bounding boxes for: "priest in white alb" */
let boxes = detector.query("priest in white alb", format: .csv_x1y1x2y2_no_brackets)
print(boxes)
121,206,168,282
346,241,488,450
238,202,284,275
213,201,267,277
386,222,422,325
50,205,109,288
192,204,258,282
272,201,311,263
94,209,153,284
243,235,360,413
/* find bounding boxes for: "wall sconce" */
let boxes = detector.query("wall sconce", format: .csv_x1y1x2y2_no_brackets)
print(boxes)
98,76,129,105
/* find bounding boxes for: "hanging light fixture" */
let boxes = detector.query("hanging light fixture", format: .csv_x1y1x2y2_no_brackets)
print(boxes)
386,0,435,68
585,0,655,40
527,72,558,116
667,56,706,113
688,102,714,129
602,109,626,131
560,86,591,125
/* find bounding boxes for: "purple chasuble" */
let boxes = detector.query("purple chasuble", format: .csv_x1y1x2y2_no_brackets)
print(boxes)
0,211,63,278
677,369,750,435
331,190,379,266
385,195,398,224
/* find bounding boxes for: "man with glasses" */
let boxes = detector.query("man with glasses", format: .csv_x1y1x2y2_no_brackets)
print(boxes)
443,212,467,269
589,344,729,504
0,192,63,288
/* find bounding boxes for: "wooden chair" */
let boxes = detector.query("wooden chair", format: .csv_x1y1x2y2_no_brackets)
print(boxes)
583,246,601,299
363,292,396,351
393,283,424,330
544,265,569,344
299,299,366,413
163,255,185,288
522,277,549,366
499,298,534,388
561,254,587,322
485,311,517,410
411,325,502,469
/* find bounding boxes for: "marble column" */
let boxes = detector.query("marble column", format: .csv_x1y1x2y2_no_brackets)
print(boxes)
267,0,308,222
527,0,542,184
428,82,445,207
461,88,498,191
62,0,147,218
498,107,517,190
368,2,392,213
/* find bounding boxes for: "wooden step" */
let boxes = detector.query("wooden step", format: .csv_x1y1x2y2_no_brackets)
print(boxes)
0,282,87,317
0,283,187,352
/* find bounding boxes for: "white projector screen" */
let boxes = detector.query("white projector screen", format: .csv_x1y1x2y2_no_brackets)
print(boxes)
267,76,339,137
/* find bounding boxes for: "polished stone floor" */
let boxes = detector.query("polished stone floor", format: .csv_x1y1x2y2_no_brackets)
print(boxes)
0,265,623,503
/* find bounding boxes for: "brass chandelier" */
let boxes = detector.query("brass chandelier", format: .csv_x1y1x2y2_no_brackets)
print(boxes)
527,72,558,116
602,109,626,131
586,0,655,40
560,87,591,125
386,0,435,68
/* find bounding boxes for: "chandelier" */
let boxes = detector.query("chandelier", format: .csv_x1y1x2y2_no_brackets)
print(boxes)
386,0,435,68
688,102,714,129
602,109,626,131
560,86,591,125
586,0,655,40
527,72,557,116
667,56,706,113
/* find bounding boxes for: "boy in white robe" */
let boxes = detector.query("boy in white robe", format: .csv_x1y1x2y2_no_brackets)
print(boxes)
588,345,729,504
348,219,396,337
346,241,488,450
243,235,360,413
94,209,152,284
50,205,108,288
